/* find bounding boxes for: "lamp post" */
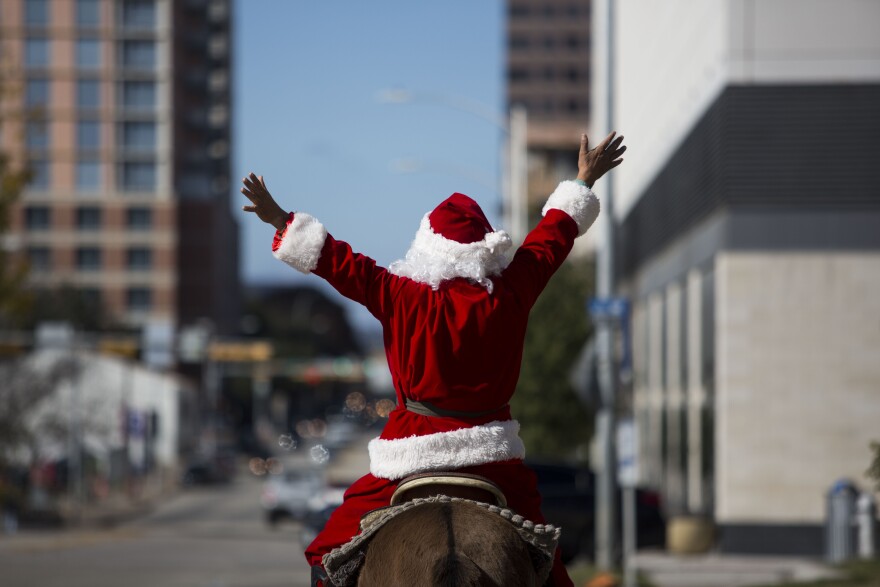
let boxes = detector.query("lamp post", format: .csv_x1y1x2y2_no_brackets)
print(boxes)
376,89,528,243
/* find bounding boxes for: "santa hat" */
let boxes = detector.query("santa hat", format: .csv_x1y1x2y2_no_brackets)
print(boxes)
388,193,512,293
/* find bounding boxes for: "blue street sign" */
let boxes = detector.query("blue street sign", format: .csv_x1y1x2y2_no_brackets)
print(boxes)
588,297,630,320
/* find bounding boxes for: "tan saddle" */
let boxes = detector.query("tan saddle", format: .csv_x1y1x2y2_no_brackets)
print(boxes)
359,472,508,530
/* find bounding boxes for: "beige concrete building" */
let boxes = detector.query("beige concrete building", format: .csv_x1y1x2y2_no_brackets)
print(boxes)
592,0,880,554
1,0,238,333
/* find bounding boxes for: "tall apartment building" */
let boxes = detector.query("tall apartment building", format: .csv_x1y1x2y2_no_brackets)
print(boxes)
1,0,238,334
506,0,591,215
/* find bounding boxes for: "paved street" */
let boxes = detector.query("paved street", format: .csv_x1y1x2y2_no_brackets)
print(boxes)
0,471,313,587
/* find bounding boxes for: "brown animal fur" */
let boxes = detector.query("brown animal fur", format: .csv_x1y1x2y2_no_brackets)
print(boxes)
356,500,540,587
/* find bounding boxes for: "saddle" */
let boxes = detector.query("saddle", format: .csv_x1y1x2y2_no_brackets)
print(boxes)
360,472,507,530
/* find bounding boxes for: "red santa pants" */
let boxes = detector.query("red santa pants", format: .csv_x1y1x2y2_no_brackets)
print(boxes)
305,460,573,587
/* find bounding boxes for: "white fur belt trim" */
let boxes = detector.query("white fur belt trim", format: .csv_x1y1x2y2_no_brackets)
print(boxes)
541,180,600,236
272,212,328,274
367,420,526,480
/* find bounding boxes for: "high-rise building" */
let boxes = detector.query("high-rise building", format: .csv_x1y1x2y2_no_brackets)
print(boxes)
506,0,591,215
1,0,239,333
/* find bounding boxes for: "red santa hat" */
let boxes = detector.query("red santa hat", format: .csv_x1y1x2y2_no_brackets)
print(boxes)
388,193,512,292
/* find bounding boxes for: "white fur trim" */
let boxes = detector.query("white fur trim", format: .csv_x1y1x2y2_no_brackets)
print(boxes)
388,214,512,293
541,180,600,236
368,420,526,480
272,212,328,274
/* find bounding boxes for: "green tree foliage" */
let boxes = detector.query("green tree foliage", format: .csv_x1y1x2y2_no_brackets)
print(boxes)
0,67,34,326
868,442,880,492
513,256,595,460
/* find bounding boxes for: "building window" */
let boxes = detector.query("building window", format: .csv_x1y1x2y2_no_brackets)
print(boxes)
119,0,156,30
120,161,156,191
127,247,152,270
76,247,102,271
77,79,100,109
120,41,156,70
509,4,530,17
27,246,51,271
508,67,530,82
127,287,152,310
25,0,49,27
76,39,102,69
77,120,100,149
26,120,49,150
76,206,102,230
127,207,152,229
25,78,50,108
25,206,51,230
25,38,50,69
27,159,49,190
76,0,100,27
509,35,530,50
120,81,156,110
120,121,156,151
76,160,101,191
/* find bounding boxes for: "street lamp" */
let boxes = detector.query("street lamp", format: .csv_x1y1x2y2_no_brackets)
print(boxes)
376,88,528,244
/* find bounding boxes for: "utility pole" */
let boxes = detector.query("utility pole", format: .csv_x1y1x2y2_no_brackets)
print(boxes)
509,104,528,244
595,0,618,571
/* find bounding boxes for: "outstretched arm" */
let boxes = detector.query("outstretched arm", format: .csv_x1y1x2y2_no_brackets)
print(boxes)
240,172,289,230
504,131,626,307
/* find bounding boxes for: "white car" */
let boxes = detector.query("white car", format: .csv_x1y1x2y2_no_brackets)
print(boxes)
261,468,324,526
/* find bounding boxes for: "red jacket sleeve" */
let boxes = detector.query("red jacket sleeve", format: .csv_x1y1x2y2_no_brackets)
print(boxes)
271,211,401,320
501,209,579,309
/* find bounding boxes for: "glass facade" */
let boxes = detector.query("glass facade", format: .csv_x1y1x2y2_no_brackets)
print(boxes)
77,79,100,109
25,206,51,230
120,41,155,70
76,160,101,190
76,0,100,27
77,120,100,149
27,246,51,270
25,38,50,69
127,247,152,270
120,81,156,110
120,161,156,191
25,78,50,107
24,0,49,27
126,207,153,229
120,121,156,151
26,120,49,150
76,206,102,230
127,287,152,310
76,247,102,270
76,39,102,69
27,159,49,189
119,0,156,30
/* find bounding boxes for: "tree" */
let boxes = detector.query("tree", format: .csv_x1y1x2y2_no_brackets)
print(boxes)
0,64,34,327
868,441,880,492
513,256,595,460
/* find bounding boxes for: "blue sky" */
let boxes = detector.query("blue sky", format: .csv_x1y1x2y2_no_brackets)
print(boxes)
233,0,506,332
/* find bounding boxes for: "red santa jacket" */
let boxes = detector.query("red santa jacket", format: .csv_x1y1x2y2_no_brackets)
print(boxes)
271,180,599,480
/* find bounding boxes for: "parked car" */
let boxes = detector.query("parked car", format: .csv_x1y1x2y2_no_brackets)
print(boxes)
261,468,324,526
527,459,666,563
181,449,237,486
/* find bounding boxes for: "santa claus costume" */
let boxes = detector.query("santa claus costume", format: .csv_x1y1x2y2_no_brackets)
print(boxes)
271,179,600,587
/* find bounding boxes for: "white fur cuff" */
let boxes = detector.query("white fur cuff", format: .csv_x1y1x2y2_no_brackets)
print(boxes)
541,180,600,236
368,420,526,480
272,212,328,274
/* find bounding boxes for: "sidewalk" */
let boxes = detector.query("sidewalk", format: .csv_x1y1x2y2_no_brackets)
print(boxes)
631,551,842,587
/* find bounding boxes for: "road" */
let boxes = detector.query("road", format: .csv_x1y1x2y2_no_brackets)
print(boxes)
0,471,313,587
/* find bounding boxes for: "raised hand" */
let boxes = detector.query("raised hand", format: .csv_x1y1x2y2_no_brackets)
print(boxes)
241,173,289,230
577,132,626,187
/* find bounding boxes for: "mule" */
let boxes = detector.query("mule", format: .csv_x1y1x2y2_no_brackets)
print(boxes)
320,474,559,587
